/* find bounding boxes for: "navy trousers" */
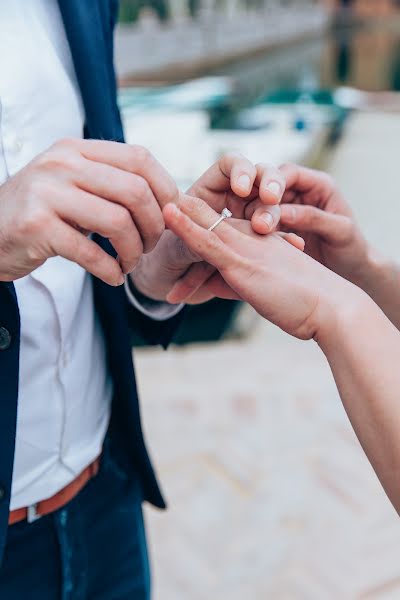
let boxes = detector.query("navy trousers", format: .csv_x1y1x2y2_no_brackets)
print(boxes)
0,439,151,600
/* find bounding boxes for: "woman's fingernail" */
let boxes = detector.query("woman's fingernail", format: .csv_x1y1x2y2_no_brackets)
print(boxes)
285,206,297,223
169,204,179,215
266,181,281,198
237,175,251,191
263,213,274,229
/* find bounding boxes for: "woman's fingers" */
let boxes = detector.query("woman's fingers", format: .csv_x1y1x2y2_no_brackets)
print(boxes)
280,204,353,244
276,232,305,252
255,162,286,205
166,205,304,303
195,154,285,206
177,194,240,243
221,153,257,198
167,216,253,303
279,163,336,207
163,201,240,273
242,163,285,233
188,152,257,200
251,204,281,235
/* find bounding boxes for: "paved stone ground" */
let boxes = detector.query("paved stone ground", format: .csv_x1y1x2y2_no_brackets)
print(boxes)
135,112,400,599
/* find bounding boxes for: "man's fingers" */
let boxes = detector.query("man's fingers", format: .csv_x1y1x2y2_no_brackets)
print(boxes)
167,262,215,304
75,158,165,253
51,223,124,286
163,202,240,273
58,189,144,274
184,271,242,304
251,204,281,235
78,139,179,208
255,163,286,205
203,272,241,301
280,204,353,244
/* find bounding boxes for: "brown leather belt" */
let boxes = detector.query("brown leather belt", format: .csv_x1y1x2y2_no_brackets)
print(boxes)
8,457,101,526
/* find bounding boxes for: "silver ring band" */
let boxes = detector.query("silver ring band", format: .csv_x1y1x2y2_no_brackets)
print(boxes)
208,208,232,232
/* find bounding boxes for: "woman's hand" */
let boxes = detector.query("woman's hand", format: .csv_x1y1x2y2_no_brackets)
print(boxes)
166,195,400,519
130,154,294,303
163,196,360,341
278,164,400,331
279,164,371,286
187,152,285,233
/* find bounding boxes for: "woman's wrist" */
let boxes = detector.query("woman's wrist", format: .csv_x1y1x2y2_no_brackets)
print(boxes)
350,246,390,295
314,279,375,354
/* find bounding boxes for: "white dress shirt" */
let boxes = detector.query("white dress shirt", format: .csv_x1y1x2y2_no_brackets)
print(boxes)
0,0,180,511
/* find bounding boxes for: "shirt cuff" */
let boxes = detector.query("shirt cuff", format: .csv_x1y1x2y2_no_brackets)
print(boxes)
124,276,184,322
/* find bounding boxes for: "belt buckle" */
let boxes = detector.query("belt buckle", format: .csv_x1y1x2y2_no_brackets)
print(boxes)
27,503,41,524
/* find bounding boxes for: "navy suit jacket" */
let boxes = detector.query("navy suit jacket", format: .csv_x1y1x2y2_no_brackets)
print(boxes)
0,0,181,565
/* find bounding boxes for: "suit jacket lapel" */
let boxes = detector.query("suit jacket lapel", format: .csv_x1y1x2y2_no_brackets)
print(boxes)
57,0,122,140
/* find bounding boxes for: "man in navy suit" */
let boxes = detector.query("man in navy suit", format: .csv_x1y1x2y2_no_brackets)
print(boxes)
0,1,284,597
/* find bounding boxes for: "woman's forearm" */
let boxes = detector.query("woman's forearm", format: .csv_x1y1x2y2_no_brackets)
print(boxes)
353,248,400,331
317,290,400,513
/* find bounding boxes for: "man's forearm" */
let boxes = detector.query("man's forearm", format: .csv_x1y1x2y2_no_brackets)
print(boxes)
317,292,400,513
352,248,400,331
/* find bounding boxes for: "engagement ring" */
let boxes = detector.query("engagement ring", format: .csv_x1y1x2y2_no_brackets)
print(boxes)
208,208,232,232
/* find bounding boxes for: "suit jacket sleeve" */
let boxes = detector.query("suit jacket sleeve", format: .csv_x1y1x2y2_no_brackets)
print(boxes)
125,294,187,349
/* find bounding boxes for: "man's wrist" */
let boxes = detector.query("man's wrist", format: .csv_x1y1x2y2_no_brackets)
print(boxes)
125,274,184,321
129,256,165,302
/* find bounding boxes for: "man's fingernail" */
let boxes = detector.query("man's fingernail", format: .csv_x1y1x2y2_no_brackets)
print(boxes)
263,213,274,229
266,181,281,198
166,291,182,304
237,175,251,191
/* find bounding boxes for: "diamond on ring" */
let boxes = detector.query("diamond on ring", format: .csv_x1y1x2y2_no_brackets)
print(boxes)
221,208,232,219
208,208,233,232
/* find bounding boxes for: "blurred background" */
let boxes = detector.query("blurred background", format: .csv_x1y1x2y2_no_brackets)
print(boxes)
115,2,400,598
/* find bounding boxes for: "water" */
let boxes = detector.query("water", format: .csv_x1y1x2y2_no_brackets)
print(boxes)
211,24,400,108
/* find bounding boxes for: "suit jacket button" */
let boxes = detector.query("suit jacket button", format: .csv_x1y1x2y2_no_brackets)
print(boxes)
0,327,11,351
0,486,5,501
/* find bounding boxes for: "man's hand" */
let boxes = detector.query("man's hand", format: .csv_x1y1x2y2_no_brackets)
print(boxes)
0,138,178,286
278,164,371,286
130,153,289,304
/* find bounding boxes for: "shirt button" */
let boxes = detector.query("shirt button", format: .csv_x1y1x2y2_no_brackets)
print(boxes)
0,327,12,351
